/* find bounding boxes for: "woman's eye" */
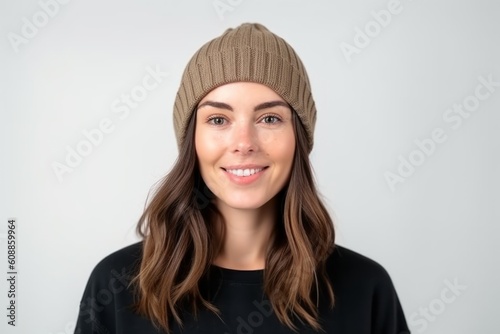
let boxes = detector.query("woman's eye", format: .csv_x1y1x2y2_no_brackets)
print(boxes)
208,117,226,125
261,115,281,124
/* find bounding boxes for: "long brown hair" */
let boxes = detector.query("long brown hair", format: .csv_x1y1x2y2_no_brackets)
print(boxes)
132,109,335,333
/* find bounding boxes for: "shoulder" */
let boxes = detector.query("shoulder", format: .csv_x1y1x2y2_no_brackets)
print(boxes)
94,241,143,272
329,244,389,273
324,245,410,333
75,242,147,332
85,241,143,288
326,244,396,291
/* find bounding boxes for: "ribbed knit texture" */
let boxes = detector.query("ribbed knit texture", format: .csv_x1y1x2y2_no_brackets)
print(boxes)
173,23,316,152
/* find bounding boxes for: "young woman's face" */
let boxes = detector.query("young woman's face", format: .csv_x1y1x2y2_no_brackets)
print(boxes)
195,82,295,211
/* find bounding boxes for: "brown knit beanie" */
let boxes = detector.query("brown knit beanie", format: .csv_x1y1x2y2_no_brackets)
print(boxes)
173,23,317,153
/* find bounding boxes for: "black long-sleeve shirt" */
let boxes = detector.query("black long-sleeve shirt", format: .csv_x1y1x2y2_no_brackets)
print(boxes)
74,242,410,333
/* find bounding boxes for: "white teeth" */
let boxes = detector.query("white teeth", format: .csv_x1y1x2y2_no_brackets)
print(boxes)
227,168,263,177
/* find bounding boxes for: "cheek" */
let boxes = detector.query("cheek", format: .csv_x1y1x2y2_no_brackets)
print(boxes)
280,141,295,169
195,128,224,166
195,128,209,168
265,129,295,167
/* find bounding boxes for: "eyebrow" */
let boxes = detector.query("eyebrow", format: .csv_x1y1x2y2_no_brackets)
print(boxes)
197,100,290,112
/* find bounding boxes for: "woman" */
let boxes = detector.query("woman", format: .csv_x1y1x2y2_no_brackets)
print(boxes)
75,23,410,334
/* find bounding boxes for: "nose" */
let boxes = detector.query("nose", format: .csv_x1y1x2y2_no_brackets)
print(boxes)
231,120,258,154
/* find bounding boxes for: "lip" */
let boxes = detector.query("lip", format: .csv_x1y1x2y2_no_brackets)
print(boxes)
221,165,269,185
222,164,268,170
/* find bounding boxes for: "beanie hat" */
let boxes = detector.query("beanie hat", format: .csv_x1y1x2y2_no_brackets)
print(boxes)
173,23,317,153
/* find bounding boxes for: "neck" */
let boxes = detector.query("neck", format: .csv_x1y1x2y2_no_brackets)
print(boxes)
212,198,277,270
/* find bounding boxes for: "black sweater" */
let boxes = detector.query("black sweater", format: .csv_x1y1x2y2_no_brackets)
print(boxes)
74,242,410,333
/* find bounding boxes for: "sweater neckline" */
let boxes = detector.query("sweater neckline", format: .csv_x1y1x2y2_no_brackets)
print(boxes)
209,264,264,284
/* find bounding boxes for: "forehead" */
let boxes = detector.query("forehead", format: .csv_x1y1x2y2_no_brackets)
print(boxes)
198,82,286,105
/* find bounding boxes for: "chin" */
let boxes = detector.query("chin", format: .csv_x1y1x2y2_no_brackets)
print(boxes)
219,195,272,211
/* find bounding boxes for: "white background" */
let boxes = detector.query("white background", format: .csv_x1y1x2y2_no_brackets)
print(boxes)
1,0,499,333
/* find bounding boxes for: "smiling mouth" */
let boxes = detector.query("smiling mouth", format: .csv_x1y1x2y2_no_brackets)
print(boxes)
221,167,268,177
